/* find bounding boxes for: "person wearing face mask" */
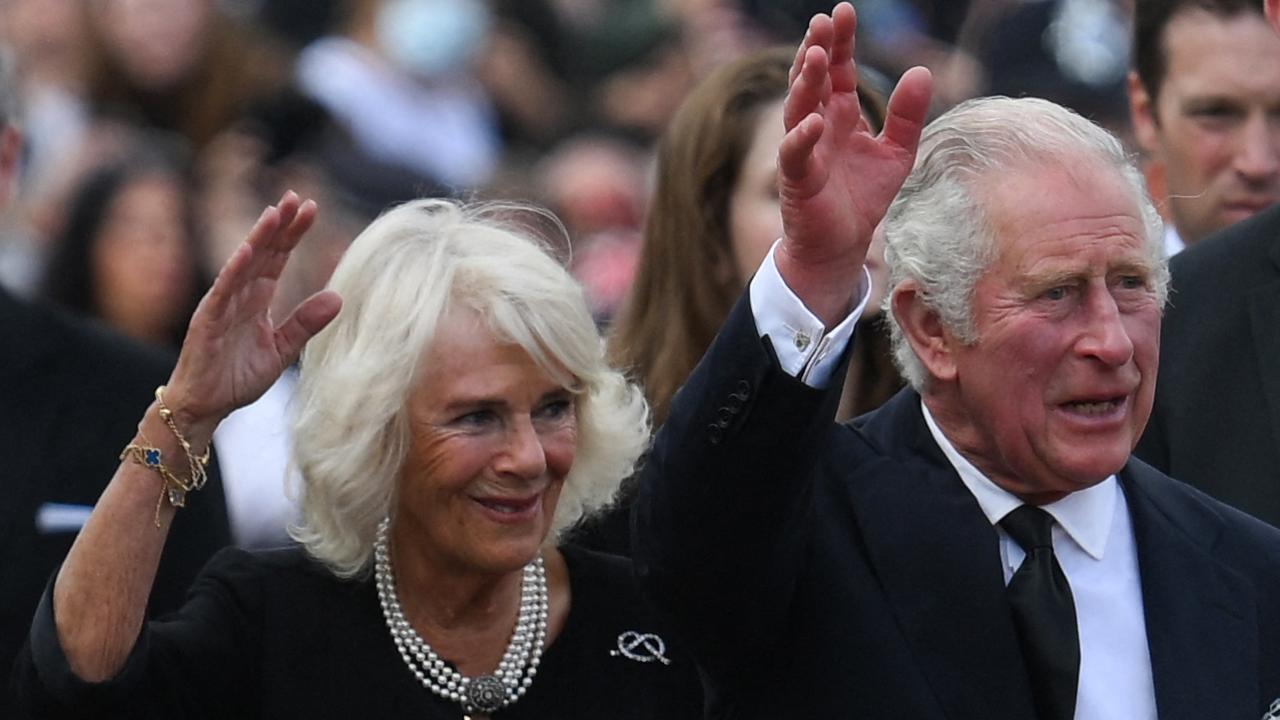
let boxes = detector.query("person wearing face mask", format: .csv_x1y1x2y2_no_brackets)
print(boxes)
294,0,501,202
12,195,702,719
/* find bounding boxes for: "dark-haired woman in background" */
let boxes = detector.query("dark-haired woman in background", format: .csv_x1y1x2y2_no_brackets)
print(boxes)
41,155,209,349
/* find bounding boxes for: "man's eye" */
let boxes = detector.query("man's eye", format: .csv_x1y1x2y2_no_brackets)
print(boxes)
1042,286,1069,301
1118,275,1146,290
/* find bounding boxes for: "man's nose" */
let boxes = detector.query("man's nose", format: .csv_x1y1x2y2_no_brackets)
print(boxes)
1234,114,1280,183
1076,289,1135,367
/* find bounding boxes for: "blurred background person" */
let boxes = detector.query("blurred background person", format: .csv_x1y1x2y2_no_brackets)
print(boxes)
534,134,650,325
83,0,287,154
13,195,702,718
39,151,209,349
293,0,502,205
1128,0,1280,253
0,57,231,718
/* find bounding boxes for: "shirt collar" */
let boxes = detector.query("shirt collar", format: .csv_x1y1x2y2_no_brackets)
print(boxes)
920,399,1116,560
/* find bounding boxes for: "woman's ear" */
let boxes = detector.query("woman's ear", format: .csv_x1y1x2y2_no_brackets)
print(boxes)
890,281,960,383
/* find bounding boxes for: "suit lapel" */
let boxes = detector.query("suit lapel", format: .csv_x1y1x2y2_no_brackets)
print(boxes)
836,391,1036,718
1123,463,1258,720
1249,238,1280,466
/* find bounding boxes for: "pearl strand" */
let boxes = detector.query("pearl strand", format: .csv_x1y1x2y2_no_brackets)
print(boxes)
374,518,549,714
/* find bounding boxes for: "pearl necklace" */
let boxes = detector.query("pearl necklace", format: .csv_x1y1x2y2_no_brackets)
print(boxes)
374,518,549,715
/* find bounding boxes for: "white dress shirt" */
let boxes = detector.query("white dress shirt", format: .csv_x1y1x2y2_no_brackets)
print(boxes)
1162,224,1185,257
748,243,1158,719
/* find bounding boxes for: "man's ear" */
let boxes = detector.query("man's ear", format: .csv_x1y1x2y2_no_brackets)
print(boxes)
891,281,959,383
1127,71,1161,157
1267,0,1280,35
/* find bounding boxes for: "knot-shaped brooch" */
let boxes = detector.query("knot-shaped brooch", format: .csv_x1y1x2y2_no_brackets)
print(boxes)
609,631,671,665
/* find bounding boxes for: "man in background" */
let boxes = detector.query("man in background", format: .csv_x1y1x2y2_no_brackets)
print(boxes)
1128,0,1280,254
1136,0,1280,529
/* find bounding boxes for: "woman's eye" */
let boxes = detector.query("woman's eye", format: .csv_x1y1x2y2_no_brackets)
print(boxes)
536,399,573,421
455,409,498,427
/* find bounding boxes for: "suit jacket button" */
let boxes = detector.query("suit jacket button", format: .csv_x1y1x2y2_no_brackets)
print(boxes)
707,424,723,445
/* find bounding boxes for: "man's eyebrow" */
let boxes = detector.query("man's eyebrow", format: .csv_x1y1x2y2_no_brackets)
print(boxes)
1019,268,1087,293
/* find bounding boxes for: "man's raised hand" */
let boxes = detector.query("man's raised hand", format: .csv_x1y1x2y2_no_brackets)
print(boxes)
776,2,931,327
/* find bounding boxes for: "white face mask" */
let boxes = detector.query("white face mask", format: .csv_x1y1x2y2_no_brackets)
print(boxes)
375,0,491,78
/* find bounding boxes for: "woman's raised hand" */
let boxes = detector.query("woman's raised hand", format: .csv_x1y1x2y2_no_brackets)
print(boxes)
164,191,343,441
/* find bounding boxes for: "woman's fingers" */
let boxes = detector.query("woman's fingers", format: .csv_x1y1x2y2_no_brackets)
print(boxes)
273,289,343,365
201,236,256,322
197,192,318,324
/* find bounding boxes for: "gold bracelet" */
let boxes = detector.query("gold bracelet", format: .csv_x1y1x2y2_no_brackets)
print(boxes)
120,432,195,527
154,385,210,491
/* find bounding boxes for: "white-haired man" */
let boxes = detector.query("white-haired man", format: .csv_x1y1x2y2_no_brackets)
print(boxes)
634,4,1280,718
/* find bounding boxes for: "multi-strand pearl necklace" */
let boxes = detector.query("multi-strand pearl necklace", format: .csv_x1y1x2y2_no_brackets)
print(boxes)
374,519,549,716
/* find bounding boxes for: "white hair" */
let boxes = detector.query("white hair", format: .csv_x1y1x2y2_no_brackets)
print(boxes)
288,199,650,578
882,96,1169,390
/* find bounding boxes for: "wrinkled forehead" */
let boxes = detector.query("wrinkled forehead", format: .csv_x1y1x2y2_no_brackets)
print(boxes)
978,161,1152,271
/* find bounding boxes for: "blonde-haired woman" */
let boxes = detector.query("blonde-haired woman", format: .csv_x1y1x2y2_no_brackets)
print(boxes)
15,193,701,718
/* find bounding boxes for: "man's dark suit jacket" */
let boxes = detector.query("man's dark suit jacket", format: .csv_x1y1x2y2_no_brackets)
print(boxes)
633,295,1280,719
0,288,231,714
1135,204,1280,527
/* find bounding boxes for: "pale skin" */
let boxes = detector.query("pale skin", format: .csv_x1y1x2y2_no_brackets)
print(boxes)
53,192,342,682
775,2,932,327
51,194,572,720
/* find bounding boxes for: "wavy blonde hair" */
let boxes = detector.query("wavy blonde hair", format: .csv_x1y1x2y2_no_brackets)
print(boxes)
289,199,650,577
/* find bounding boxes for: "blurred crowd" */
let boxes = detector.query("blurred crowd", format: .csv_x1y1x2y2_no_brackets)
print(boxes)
0,0,1141,340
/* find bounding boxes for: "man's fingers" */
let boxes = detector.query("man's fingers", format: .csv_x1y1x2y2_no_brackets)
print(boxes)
828,2,858,94
778,112,825,183
880,66,933,155
273,290,343,365
789,12,834,85
784,46,830,131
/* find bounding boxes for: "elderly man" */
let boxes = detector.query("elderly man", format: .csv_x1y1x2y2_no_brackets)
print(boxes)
632,4,1280,718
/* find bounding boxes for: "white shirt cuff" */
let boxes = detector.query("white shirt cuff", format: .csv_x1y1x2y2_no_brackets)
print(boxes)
748,239,871,388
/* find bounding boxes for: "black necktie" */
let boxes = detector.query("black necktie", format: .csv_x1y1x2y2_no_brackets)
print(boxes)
1000,505,1080,720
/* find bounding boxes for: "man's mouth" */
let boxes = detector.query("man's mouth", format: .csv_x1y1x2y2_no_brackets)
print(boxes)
1062,398,1125,416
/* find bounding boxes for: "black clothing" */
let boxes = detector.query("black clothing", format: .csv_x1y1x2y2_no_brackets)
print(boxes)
16,544,702,719
633,294,1280,718
0,288,231,717
1136,203,1280,527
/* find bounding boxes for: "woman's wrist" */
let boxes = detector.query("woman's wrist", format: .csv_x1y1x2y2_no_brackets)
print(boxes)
156,382,222,452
